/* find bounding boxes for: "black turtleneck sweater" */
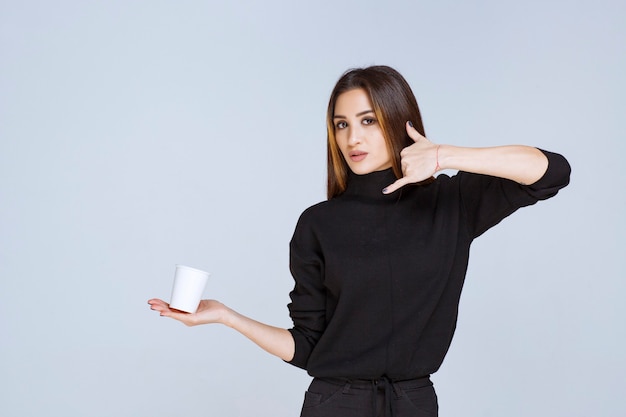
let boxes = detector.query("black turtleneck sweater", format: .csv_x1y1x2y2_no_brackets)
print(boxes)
287,149,570,379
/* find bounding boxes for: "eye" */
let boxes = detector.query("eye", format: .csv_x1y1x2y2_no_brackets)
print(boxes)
362,117,376,125
335,121,347,129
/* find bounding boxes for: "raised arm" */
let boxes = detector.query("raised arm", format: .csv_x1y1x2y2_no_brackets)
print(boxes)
383,122,549,194
437,145,548,185
148,298,295,361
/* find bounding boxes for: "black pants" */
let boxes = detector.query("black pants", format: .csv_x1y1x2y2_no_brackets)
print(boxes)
299,376,438,417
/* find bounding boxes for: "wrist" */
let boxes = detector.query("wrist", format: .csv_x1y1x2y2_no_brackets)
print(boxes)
436,144,452,171
221,306,240,328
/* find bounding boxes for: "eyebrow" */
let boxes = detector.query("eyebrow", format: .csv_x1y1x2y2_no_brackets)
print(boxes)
333,109,374,119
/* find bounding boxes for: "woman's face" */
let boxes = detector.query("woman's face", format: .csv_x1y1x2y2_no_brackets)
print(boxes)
333,88,392,175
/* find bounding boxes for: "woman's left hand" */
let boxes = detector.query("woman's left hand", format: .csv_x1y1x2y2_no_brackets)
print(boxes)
383,122,440,194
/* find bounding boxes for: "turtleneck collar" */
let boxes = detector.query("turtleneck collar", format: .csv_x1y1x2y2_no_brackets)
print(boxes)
343,168,398,199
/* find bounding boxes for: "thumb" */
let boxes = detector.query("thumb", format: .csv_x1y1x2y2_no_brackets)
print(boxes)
382,177,412,195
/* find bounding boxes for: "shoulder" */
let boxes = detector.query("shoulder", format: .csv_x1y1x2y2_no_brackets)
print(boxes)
300,199,331,217
412,172,463,195
436,169,514,192
290,200,333,253
294,200,332,229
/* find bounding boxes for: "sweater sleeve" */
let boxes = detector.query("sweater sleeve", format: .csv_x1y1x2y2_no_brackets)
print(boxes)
285,208,326,370
459,149,571,239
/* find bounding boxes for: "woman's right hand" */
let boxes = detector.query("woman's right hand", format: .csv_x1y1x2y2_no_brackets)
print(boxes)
147,298,228,327
148,297,295,361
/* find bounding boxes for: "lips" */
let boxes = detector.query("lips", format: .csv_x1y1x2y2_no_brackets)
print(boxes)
349,151,367,162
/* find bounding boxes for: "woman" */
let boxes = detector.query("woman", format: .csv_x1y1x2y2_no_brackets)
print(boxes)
148,65,571,417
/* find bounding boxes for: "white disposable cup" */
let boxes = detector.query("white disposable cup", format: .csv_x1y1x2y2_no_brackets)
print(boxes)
169,265,210,313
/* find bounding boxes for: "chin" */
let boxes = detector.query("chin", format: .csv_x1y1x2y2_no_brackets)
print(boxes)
351,164,391,175
348,166,374,175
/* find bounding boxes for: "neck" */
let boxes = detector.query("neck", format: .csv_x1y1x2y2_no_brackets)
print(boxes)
343,168,397,199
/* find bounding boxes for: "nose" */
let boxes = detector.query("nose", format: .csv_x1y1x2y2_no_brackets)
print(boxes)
347,126,362,146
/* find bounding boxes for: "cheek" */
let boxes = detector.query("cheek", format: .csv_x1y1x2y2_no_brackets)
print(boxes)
379,139,393,163
335,134,348,152
376,136,389,153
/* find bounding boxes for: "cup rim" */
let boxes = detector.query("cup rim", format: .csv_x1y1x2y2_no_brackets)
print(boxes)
175,264,210,276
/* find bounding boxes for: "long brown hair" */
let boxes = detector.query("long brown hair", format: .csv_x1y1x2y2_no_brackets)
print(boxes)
326,65,428,199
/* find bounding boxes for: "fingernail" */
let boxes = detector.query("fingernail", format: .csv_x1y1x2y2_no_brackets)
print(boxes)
382,188,388,194
408,121,414,127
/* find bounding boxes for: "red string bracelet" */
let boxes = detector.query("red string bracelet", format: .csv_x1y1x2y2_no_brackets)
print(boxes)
434,145,441,173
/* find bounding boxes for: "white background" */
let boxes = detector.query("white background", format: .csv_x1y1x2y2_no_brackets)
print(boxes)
1,1,624,416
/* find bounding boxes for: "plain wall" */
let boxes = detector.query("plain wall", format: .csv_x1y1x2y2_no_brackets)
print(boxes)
1,1,624,416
